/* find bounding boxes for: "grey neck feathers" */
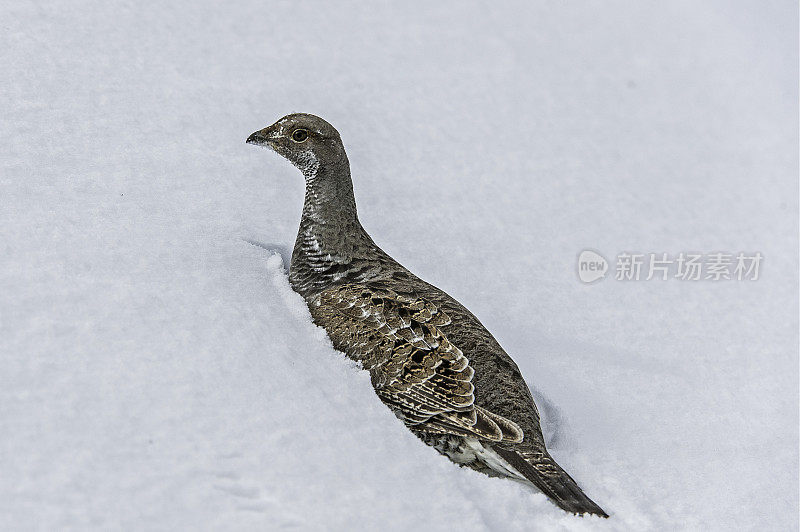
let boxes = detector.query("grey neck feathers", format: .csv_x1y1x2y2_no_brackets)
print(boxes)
289,156,378,296
301,159,358,228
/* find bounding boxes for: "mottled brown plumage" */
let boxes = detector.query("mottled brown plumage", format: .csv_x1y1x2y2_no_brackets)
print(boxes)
247,113,607,517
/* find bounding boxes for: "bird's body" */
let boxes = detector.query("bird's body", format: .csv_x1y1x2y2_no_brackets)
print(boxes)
247,114,607,517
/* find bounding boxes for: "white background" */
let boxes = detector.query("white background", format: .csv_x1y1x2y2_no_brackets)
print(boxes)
2,1,797,530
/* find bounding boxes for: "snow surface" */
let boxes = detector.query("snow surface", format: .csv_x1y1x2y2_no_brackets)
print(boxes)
1,1,797,530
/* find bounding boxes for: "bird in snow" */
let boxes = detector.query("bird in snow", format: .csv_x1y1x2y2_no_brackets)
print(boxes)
246,113,608,517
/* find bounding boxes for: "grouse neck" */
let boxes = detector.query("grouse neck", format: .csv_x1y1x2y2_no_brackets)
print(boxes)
290,159,376,296
300,159,359,230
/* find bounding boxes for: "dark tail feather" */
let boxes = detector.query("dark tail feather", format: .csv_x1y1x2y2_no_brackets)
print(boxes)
494,447,608,518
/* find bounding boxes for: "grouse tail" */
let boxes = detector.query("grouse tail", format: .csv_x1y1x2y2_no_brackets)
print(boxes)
494,447,608,518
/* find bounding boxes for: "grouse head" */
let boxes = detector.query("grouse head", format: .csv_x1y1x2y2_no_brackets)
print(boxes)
247,113,348,177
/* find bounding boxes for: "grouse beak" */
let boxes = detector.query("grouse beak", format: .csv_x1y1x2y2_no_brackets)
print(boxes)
246,129,269,146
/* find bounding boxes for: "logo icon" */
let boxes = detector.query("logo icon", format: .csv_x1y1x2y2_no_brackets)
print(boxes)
577,250,608,283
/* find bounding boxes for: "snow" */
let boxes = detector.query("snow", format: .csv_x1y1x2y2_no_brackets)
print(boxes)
1,1,797,530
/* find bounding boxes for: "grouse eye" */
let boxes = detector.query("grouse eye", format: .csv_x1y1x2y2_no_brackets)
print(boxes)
291,128,309,143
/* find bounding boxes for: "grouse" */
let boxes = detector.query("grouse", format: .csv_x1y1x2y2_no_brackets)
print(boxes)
246,113,608,517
